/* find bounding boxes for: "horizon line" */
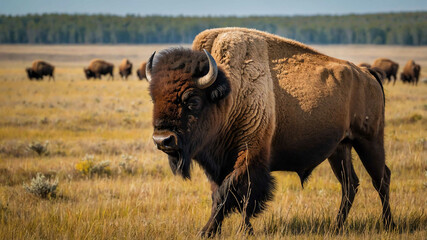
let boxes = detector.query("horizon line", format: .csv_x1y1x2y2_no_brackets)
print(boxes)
1,10,425,18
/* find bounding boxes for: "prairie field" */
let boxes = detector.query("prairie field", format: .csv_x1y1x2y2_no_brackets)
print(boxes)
0,44,426,239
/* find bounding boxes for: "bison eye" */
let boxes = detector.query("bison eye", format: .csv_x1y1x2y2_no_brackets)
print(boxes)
186,96,202,111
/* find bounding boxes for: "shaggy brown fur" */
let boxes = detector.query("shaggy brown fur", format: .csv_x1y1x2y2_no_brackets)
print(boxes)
119,58,133,80
149,27,394,236
136,61,147,80
84,59,114,80
372,58,399,85
401,59,421,85
26,60,55,81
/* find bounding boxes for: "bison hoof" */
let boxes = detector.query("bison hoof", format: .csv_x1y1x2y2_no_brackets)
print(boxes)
239,221,254,235
198,223,221,238
198,230,215,238
384,220,396,231
198,229,216,238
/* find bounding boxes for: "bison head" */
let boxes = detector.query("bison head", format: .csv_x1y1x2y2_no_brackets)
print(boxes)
26,68,41,80
413,64,421,76
26,68,34,80
83,68,95,80
147,48,230,179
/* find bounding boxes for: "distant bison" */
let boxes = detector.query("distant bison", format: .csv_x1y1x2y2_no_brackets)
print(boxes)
147,27,394,236
358,63,386,83
119,58,133,80
372,58,399,85
136,61,147,80
358,62,371,68
84,59,114,80
26,60,55,81
400,60,421,85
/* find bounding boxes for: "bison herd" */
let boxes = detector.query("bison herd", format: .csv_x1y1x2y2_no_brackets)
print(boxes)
358,58,421,85
25,58,148,81
26,57,422,86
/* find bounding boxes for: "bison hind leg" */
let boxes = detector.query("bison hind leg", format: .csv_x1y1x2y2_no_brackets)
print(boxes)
353,137,395,229
328,142,359,230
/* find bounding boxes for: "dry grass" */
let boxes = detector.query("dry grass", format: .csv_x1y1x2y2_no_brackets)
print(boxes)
0,44,426,239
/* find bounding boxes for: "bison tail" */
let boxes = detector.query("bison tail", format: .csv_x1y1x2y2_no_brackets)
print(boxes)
368,68,385,106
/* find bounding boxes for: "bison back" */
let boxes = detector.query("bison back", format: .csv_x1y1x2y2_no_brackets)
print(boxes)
32,60,54,75
89,59,114,74
119,58,132,72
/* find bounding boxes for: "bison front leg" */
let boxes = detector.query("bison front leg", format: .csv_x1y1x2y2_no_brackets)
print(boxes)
199,183,223,237
199,152,274,237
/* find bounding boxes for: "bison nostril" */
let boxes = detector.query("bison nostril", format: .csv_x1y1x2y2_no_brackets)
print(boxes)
162,135,174,147
153,133,177,149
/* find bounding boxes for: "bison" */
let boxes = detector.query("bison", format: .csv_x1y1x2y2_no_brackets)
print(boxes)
26,60,55,81
147,28,394,236
84,59,114,80
119,58,133,80
400,60,421,85
136,61,147,80
358,63,386,83
371,58,399,85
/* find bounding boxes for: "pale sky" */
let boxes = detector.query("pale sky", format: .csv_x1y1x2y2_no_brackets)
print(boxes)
1,0,426,16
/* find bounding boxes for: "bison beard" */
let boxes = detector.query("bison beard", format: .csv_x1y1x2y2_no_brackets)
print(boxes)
167,151,191,179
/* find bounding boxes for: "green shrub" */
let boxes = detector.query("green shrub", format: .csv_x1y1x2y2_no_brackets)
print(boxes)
91,160,111,176
24,173,58,199
119,154,138,174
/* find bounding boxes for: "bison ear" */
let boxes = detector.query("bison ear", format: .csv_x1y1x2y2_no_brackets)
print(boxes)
208,71,230,103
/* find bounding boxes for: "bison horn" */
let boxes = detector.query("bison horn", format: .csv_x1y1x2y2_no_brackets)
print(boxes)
196,49,218,89
146,51,156,82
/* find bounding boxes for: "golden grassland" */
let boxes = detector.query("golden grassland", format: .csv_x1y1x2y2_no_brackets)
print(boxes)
0,44,426,239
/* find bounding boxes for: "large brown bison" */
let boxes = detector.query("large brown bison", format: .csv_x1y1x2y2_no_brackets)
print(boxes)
136,61,147,80
400,60,421,85
84,59,114,80
371,58,399,85
119,58,133,80
26,60,55,81
147,28,394,236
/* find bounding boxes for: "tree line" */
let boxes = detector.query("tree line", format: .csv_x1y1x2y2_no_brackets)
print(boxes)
0,12,426,45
